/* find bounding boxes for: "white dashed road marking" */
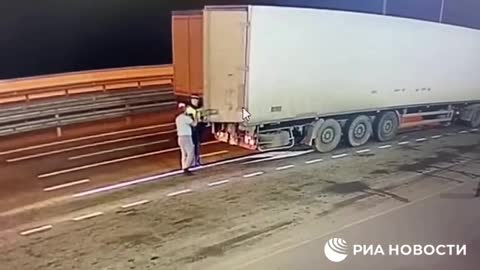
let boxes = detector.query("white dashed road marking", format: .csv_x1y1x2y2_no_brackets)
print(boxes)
378,145,392,149
68,140,169,160
458,130,468,134
207,180,230,187
38,143,221,179
276,165,295,171
200,150,229,158
416,138,427,142
167,189,192,197
20,225,53,236
431,135,443,139
355,149,371,154
72,212,104,221
398,141,410,145
0,123,175,156
121,200,150,209
7,130,175,162
471,128,479,132
305,159,324,164
243,172,265,178
42,178,90,192
332,153,349,159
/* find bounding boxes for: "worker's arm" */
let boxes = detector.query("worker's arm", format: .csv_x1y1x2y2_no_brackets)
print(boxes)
186,115,197,127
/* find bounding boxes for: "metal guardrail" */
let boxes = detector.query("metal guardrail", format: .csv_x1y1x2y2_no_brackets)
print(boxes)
0,65,173,105
0,88,176,137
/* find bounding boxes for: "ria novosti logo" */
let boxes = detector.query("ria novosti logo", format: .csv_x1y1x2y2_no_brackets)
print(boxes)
324,238,349,262
324,237,467,263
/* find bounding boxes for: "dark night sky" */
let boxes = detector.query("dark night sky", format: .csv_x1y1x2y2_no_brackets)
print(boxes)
1,0,478,79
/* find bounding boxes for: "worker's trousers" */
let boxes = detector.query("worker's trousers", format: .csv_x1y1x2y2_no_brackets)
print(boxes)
178,135,194,170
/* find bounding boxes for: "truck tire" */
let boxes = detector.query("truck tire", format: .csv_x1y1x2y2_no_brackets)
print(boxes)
468,109,480,128
345,115,372,147
373,111,399,142
314,119,342,153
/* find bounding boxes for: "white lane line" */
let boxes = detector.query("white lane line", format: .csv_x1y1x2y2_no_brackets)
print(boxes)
398,141,410,145
243,172,264,178
38,142,221,179
121,200,150,209
72,154,259,198
73,170,182,197
200,150,229,158
207,179,230,187
243,150,314,165
471,128,479,132
20,225,53,236
431,135,443,139
355,149,371,154
305,158,324,164
43,179,90,192
68,140,169,160
7,130,175,162
378,145,392,149
72,212,104,221
231,183,464,270
0,123,175,156
458,130,469,134
331,153,349,159
276,165,295,171
415,138,427,142
167,189,192,197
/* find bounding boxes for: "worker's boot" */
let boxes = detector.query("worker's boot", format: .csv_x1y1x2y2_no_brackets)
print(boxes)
183,169,194,176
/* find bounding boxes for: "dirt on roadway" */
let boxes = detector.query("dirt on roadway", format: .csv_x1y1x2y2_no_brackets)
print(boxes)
0,129,479,270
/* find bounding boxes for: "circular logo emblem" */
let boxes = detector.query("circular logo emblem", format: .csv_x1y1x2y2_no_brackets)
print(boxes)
324,238,348,262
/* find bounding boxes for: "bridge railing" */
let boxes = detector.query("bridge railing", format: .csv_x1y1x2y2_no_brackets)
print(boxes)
0,65,173,105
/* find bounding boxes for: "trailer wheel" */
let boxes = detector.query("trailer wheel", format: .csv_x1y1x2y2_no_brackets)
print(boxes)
346,115,372,147
468,109,480,128
373,111,399,142
314,119,342,153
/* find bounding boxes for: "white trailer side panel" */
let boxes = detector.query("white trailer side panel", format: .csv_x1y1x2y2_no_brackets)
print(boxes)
246,6,480,125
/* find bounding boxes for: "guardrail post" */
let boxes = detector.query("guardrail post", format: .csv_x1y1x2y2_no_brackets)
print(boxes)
125,104,131,124
55,114,62,137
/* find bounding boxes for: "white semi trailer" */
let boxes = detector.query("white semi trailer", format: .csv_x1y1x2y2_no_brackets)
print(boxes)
173,5,480,152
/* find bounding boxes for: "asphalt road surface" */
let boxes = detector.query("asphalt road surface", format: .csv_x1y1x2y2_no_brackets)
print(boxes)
0,124,479,270
0,112,251,214
220,170,480,270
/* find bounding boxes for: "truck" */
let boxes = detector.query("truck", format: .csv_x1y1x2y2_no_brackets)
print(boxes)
172,5,480,152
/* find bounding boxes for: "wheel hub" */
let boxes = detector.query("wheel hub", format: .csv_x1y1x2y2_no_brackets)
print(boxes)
383,120,393,134
321,128,335,144
353,123,366,139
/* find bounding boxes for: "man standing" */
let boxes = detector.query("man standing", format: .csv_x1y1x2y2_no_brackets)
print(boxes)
186,96,204,167
175,103,196,175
